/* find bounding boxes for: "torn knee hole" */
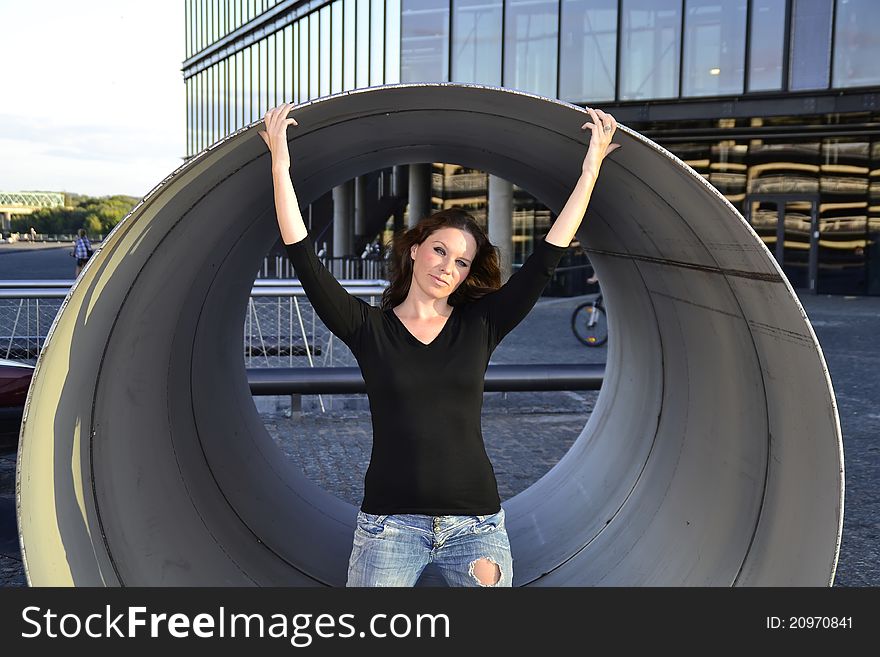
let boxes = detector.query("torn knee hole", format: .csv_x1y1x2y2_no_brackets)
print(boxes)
470,557,501,586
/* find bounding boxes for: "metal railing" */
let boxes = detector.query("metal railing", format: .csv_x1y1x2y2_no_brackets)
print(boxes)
1,234,106,243
0,275,604,413
0,280,384,370
247,364,604,395
255,253,387,280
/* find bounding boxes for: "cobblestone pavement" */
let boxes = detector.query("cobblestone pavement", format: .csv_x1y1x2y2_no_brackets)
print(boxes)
261,391,596,509
1,291,877,587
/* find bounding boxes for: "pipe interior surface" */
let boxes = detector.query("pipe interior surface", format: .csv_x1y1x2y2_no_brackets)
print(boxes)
16,83,843,586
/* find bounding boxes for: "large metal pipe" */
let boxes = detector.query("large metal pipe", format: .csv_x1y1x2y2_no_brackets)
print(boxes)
17,83,843,586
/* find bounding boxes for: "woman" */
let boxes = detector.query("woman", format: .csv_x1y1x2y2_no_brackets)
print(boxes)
259,102,619,587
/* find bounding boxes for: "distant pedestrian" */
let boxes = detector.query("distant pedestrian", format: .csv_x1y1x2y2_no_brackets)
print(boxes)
72,228,93,277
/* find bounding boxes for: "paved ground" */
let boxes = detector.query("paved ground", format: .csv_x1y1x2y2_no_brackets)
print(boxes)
0,246,876,586
0,242,80,280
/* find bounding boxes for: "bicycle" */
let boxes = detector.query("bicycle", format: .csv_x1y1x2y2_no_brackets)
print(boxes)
571,274,608,347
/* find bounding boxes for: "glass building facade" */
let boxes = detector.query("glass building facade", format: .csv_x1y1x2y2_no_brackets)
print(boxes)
185,0,880,295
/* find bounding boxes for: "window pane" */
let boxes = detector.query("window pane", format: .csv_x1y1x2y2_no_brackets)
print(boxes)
245,46,252,123
194,0,198,55
344,0,356,89
246,44,255,122
401,0,449,83
209,64,216,145
321,5,331,96
789,0,832,91
370,0,385,85
226,57,233,135
452,0,502,86
284,24,293,102
196,0,202,54
386,0,401,84
833,0,880,88
228,56,234,133
276,29,285,105
216,63,222,142
310,12,320,98
295,22,302,103
215,62,220,141
278,27,287,103
196,71,208,151
817,139,869,293
621,0,681,100
357,0,370,86
228,53,236,130
190,75,195,154
193,72,199,151
238,50,246,129
748,0,785,91
217,59,227,139
202,68,208,149
185,0,190,59
504,0,558,97
259,39,268,116
186,77,192,155
682,0,746,97
268,33,276,109
332,0,343,93
228,57,234,134
199,70,206,150
560,0,617,103
300,18,309,101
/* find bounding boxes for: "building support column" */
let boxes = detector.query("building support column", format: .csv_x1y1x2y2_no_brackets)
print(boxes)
353,177,365,243
391,165,407,233
332,180,352,258
407,163,433,228
488,174,514,282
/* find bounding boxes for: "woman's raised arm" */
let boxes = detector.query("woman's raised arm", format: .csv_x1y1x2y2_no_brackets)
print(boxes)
478,108,620,347
545,107,620,248
259,103,369,349
258,102,307,245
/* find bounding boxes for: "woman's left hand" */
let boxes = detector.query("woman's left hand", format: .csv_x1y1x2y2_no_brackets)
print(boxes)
581,107,621,176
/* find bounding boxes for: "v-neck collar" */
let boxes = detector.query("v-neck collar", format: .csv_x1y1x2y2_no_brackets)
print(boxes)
388,305,458,348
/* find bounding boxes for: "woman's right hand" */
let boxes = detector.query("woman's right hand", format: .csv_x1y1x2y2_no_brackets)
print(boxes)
258,102,299,166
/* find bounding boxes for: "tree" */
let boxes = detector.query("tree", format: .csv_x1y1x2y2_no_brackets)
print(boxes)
84,213,103,234
10,193,138,235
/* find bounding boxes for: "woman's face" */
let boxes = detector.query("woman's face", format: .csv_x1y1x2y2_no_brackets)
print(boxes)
409,227,477,300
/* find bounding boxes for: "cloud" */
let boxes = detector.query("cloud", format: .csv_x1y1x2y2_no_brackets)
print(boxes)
0,0,185,197
0,132,183,198
0,113,181,161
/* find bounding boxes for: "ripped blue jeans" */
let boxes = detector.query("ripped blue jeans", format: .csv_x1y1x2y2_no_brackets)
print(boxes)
346,507,512,587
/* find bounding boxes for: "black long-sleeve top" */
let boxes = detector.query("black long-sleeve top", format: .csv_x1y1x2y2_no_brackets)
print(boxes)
284,232,568,516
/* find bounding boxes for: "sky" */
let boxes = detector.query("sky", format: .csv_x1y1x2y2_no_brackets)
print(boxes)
0,0,186,198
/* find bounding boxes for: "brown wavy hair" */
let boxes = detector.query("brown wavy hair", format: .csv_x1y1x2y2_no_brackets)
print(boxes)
380,207,502,311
